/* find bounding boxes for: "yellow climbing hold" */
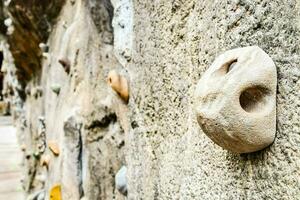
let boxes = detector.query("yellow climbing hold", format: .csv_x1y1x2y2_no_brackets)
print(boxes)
50,184,62,200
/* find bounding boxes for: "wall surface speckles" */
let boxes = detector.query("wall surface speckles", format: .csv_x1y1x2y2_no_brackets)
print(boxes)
127,0,300,199
2,0,300,199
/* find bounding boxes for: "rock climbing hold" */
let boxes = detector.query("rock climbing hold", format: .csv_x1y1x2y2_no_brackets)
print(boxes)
25,85,31,95
48,141,60,156
107,70,129,103
50,185,62,200
31,86,43,98
40,154,51,168
33,151,40,159
195,46,277,153
39,43,49,53
4,18,12,27
58,58,71,74
20,144,26,151
115,166,127,196
51,84,61,95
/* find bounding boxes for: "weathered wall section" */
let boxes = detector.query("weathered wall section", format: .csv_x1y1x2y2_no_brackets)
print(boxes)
127,1,300,199
3,0,128,199
2,0,300,199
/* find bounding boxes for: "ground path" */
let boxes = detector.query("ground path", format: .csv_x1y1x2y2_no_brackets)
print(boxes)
0,116,24,199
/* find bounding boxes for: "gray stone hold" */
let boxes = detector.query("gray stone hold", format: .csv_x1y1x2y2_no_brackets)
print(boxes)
51,84,61,95
7,26,14,35
39,43,49,53
4,18,12,27
62,21,68,29
115,165,127,196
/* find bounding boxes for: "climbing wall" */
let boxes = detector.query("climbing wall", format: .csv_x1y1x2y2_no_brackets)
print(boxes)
0,0,299,199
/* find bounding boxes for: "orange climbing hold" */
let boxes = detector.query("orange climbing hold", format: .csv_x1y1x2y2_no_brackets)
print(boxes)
48,141,60,156
107,70,129,103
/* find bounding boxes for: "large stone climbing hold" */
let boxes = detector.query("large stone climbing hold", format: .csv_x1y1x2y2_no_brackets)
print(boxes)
107,70,129,103
50,185,62,200
195,46,277,153
115,166,127,196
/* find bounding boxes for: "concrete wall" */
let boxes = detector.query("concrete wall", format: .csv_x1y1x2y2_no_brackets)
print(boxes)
2,0,300,199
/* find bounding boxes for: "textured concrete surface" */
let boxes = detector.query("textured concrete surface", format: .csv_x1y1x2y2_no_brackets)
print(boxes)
1,0,300,200
127,0,300,199
0,116,24,200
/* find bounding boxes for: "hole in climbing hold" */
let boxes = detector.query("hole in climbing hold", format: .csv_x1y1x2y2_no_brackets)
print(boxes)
239,86,271,113
214,58,237,76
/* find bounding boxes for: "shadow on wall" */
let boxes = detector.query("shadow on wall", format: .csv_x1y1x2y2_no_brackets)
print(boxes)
0,51,3,100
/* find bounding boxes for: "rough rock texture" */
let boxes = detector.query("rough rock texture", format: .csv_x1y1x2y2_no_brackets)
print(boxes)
127,0,300,199
0,0,299,199
195,46,277,153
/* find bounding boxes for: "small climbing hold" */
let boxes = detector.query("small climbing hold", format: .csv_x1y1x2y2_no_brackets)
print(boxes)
33,151,40,159
7,26,14,35
42,52,50,59
40,154,51,168
31,86,43,98
115,166,127,196
39,43,49,53
31,88,38,98
20,144,26,151
4,18,12,27
51,84,61,95
27,189,45,200
62,21,68,29
50,185,62,200
36,86,43,97
25,85,31,95
58,58,70,74
107,70,129,103
48,141,60,156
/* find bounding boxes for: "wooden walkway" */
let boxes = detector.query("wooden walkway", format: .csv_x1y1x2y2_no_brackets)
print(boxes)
0,116,25,199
